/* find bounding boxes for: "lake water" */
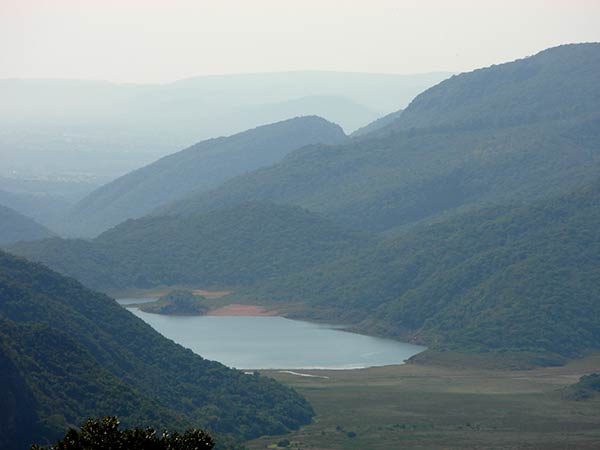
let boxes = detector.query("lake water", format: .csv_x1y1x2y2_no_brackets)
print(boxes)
119,300,425,370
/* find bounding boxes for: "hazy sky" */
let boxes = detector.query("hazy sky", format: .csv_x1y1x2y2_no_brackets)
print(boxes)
1,0,599,83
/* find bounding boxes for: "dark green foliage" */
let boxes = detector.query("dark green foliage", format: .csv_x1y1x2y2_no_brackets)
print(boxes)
0,251,314,448
0,335,40,450
386,43,600,132
66,116,347,237
0,319,180,447
9,203,368,291
564,373,600,400
30,416,214,450
141,290,209,315
159,44,600,233
0,205,54,245
250,180,600,357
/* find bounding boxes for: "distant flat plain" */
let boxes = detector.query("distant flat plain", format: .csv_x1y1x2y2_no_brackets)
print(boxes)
246,354,600,450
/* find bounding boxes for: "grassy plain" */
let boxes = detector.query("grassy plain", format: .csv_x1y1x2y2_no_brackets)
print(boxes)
246,354,600,450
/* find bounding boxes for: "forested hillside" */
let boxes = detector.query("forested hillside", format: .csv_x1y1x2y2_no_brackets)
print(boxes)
159,44,600,233
9,203,368,291
350,109,403,137
384,43,600,132
248,180,600,357
0,251,314,449
0,205,55,245
65,116,346,237
5,43,599,362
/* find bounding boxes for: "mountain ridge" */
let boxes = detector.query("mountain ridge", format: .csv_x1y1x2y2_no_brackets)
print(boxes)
9,202,369,291
157,43,600,233
64,116,346,236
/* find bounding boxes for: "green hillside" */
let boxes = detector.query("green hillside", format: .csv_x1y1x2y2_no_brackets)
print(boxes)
386,43,600,132
9,203,368,291
0,251,314,448
0,319,179,449
159,44,600,233
350,108,403,137
248,180,600,358
0,205,55,245
65,116,347,237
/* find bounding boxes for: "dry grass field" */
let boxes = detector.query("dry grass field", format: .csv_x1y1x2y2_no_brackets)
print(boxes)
246,354,600,450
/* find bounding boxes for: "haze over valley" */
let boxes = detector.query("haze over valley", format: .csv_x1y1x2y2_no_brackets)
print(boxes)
1,1,600,449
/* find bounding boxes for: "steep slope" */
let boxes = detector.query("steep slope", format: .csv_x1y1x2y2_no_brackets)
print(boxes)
0,205,55,245
350,109,403,137
249,180,600,358
0,336,40,450
0,319,179,449
9,203,368,292
159,44,600,233
66,116,346,237
0,251,314,448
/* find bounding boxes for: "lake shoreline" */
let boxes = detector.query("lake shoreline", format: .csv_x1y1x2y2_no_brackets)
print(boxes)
206,303,280,316
118,298,426,370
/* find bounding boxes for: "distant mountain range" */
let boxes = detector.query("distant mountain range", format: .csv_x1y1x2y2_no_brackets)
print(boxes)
0,251,313,449
0,71,450,180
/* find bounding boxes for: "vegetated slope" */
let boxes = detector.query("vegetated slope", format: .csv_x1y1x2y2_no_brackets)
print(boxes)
0,251,314,449
66,116,347,237
564,373,600,400
384,43,600,132
249,180,600,358
0,319,179,450
9,203,368,292
160,44,600,233
139,289,209,316
350,109,403,137
0,205,55,245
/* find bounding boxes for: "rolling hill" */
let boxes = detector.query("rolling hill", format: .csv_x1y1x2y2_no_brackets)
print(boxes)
64,116,346,237
9,203,369,292
247,179,600,358
0,250,314,449
158,44,600,233
0,205,55,245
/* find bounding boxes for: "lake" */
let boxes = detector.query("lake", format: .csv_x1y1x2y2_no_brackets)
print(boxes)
119,300,425,370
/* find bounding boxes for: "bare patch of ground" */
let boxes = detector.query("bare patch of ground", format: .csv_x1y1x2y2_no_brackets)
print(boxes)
206,304,279,316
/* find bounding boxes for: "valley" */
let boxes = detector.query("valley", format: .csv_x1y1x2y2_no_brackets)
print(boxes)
1,35,599,450
247,354,600,450
112,286,600,448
